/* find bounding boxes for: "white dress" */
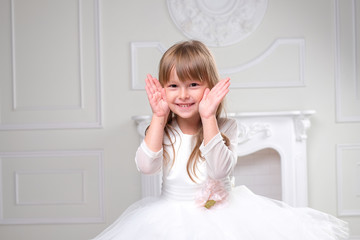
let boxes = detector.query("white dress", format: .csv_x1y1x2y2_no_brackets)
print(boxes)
93,118,349,240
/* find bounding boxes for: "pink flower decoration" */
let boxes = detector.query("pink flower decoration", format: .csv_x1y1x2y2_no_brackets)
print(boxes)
195,179,229,209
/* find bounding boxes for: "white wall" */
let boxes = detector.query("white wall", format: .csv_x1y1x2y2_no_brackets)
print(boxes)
0,0,359,239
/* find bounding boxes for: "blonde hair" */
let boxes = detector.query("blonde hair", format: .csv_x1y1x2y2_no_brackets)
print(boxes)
158,40,229,182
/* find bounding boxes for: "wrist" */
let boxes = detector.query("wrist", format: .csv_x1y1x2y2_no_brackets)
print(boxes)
151,114,168,128
144,114,168,152
201,115,219,146
200,114,217,122
153,108,170,119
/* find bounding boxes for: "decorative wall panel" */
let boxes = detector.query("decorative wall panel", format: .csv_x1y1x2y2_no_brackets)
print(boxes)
131,42,166,89
0,0,102,130
336,144,360,216
219,38,305,88
335,0,360,122
0,150,104,224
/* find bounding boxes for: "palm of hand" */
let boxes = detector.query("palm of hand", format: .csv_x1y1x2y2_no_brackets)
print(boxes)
145,74,170,117
199,78,230,119
150,91,169,117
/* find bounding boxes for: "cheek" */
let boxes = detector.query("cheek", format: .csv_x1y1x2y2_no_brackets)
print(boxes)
196,89,206,101
164,90,174,102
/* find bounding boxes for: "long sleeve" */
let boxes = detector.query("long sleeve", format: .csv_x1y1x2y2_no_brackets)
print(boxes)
199,118,238,179
135,140,163,175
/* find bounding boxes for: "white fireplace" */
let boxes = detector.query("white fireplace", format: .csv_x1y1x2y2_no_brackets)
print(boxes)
133,110,315,207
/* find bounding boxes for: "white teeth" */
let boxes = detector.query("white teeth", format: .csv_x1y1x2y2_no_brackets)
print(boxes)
179,104,191,107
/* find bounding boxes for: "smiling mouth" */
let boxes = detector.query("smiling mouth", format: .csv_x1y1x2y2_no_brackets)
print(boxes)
177,103,194,108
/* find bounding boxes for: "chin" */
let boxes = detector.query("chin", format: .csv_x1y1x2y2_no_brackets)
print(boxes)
175,112,199,120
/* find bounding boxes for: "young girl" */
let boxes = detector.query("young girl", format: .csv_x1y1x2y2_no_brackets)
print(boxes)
94,40,349,239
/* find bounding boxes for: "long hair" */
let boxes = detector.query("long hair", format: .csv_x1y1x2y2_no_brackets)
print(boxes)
158,40,229,182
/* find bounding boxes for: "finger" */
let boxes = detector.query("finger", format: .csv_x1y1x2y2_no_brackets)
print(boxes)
145,77,152,94
210,77,229,93
145,76,155,96
219,88,229,99
208,80,230,104
147,75,156,88
148,75,163,93
145,85,155,103
208,80,228,99
216,85,230,101
214,78,230,95
147,74,163,96
216,80,230,97
217,78,230,90
153,77,163,90
222,79,230,92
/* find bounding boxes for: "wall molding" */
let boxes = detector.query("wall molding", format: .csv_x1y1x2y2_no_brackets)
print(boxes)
0,122,103,131
336,143,360,217
15,169,86,206
131,38,305,90
1,0,103,130
335,0,360,122
219,38,306,88
0,149,104,224
10,0,85,111
131,41,166,90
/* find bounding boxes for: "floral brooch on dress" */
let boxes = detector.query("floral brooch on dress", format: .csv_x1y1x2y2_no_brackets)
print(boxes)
195,179,229,209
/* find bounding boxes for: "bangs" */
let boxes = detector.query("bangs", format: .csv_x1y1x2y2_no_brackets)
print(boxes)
161,45,208,84
174,50,207,83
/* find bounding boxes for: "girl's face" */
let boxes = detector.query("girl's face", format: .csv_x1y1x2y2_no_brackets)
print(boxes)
165,68,208,121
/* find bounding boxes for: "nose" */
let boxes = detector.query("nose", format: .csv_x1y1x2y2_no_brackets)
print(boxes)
179,87,189,99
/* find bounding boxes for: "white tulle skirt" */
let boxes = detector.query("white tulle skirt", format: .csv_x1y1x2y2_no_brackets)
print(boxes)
93,186,349,240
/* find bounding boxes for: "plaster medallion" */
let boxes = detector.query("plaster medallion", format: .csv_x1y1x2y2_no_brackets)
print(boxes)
167,0,268,46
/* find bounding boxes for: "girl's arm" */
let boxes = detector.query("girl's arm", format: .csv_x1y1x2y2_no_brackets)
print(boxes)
199,78,236,179
144,74,169,152
135,74,170,175
135,140,163,175
200,118,238,179
199,78,230,145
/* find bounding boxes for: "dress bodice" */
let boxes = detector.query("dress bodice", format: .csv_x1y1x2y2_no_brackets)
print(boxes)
135,118,238,201
160,123,231,201
161,125,203,201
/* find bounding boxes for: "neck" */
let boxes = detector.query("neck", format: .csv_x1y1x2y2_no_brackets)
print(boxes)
176,115,201,135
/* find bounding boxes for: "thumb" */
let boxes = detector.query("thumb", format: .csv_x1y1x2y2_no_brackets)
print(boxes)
202,88,210,101
161,88,167,100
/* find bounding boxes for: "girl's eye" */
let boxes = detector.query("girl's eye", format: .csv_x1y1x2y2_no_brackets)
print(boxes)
168,84,177,88
190,83,199,87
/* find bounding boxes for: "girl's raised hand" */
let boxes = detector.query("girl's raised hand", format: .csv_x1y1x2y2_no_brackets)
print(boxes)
199,78,230,119
145,74,170,118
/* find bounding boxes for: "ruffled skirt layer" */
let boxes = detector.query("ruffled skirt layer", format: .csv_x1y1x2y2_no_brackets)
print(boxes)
94,186,349,240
